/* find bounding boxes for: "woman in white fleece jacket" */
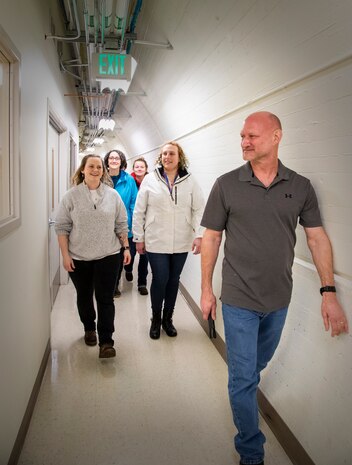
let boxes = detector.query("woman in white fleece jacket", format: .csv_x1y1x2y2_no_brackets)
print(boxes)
55,155,130,359
132,142,205,340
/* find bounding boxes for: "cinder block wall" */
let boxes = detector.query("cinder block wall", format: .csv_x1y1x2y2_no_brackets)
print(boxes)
117,1,352,463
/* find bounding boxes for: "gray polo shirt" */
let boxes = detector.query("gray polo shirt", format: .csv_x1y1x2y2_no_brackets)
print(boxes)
201,160,322,312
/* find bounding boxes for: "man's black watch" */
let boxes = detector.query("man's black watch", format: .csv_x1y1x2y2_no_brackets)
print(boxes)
122,246,130,251
320,286,336,295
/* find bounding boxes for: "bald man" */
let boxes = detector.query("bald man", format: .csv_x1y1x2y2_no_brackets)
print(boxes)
200,111,348,465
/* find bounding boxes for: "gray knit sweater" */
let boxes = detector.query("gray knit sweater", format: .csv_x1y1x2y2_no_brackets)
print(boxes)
55,182,128,261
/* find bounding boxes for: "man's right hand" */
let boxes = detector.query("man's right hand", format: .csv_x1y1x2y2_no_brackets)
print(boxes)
201,289,217,321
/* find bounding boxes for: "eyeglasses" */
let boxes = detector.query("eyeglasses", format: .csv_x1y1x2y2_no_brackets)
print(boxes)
109,156,120,161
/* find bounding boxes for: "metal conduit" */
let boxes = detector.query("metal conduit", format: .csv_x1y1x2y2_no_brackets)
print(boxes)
45,0,81,41
126,0,142,54
118,0,130,52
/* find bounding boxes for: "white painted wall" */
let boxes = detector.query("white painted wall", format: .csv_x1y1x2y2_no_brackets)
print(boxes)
0,0,79,463
120,1,352,463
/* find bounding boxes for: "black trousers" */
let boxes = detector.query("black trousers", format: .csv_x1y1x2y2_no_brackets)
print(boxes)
124,237,149,287
69,253,120,346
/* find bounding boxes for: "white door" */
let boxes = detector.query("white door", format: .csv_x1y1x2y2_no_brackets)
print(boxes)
48,122,61,307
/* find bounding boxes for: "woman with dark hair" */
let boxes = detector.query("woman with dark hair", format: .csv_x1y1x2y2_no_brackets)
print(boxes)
126,157,150,295
133,142,205,339
104,150,138,297
55,154,131,358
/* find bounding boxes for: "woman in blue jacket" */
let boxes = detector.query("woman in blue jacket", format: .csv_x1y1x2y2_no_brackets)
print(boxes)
104,150,138,296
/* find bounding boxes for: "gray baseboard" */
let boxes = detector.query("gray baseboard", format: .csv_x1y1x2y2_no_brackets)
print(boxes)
179,282,315,465
8,339,51,465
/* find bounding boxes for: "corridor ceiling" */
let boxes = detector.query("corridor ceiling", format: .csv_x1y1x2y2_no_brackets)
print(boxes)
48,0,172,153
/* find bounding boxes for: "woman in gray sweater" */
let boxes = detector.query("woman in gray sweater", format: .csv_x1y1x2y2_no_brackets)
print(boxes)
55,155,131,358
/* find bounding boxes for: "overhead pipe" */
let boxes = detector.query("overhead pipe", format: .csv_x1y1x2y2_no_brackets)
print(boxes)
82,4,96,132
45,0,81,41
116,0,130,52
82,0,96,126
60,62,83,80
93,0,99,46
126,0,142,54
133,39,173,49
46,0,86,84
104,0,115,36
100,0,105,47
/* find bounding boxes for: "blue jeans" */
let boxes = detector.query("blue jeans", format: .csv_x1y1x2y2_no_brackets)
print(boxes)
147,252,188,314
124,238,149,287
222,304,288,465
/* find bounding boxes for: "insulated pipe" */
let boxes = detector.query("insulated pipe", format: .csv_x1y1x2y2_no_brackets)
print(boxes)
83,0,94,120
118,0,130,52
100,0,105,46
126,0,142,54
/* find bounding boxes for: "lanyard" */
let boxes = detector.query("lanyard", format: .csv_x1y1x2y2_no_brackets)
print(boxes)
162,172,178,194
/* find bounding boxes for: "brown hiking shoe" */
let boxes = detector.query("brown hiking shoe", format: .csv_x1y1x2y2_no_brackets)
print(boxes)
99,344,116,358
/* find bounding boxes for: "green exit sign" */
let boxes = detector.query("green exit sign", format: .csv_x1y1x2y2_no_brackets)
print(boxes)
92,53,132,80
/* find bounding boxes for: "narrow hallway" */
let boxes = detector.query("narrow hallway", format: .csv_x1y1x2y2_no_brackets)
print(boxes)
18,275,292,465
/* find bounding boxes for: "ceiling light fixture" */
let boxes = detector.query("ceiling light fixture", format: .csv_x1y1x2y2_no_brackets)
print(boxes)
93,137,104,145
98,118,116,130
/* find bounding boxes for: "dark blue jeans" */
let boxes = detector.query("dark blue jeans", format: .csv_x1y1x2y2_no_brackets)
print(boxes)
124,238,149,287
69,253,120,346
146,252,188,314
222,304,288,464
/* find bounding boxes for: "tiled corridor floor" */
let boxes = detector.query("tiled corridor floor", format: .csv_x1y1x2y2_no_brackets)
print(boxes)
18,276,292,465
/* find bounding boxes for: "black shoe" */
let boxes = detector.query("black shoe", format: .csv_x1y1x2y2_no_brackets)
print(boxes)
162,309,177,337
125,271,133,282
149,315,161,339
138,286,148,295
162,319,177,337
84,330,97,346
114,288,121,298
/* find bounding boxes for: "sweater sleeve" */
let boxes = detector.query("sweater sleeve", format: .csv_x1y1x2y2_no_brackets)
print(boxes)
54,194,73,236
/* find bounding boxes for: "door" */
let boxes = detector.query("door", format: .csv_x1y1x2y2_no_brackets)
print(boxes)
48,122,61,307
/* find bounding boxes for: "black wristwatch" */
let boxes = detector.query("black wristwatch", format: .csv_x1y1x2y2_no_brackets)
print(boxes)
122,246,130,251
320,286,336,295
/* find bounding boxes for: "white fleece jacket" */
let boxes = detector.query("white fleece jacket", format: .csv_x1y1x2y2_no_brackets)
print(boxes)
132,168,205,254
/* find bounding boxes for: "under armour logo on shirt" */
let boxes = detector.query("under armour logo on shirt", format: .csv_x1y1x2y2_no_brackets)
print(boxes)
285,193,293,198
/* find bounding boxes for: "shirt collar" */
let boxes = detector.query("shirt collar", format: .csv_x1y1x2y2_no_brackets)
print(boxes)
238,160,290,184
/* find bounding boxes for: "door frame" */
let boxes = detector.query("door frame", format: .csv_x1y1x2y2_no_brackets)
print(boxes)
47,101,67,307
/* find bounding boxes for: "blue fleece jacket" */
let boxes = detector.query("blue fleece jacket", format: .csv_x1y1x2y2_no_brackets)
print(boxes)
110,170,138,238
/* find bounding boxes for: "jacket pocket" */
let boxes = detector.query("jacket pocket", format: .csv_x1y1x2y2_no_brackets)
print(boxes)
145,214,155,230
185,213,195,232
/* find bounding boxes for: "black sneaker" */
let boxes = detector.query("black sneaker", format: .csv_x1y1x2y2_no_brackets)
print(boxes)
138,286,148,295
114,288,121,298
125,271,133,282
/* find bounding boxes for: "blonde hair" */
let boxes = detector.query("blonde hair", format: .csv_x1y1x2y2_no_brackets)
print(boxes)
156,141,189,170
